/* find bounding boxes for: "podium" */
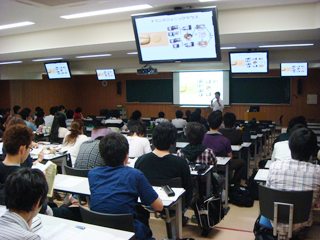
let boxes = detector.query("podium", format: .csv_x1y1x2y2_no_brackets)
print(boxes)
244,112,268,121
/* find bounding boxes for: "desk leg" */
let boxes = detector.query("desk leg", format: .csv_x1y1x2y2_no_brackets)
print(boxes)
175,198,182,239
246,147,250,179
259,137,263,162
254,139,257,169
224,163,229,214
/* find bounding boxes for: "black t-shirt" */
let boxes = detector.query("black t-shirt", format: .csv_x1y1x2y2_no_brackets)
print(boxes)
0,162,20,204
135,152,194,207
219,128,243,145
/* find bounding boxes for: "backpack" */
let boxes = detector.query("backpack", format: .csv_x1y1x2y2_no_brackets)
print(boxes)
253,215,277,240
247,169,260,200
229,184,254,207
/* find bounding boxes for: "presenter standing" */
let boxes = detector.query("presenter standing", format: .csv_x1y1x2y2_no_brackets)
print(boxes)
211,91,224,112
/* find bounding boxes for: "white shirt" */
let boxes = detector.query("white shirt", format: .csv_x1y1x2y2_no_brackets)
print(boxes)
211,98,224,112
58,127,68,138
171,118,187,129
44,115,54,127
271,140,292,161
126,136,151,158
155,118,169,125
61,131,90,167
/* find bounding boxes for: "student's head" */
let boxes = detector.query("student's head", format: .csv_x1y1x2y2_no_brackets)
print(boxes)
99,133,129,167
215,91,221,99
100,109,109,117
208,110,223,130
223,112,236,128
185,110,191,117
195,108,201,115
289,128,317,162
110,109,120,118
75,107,82,114
19,109,30,120
58,105,65,112
50,106,57,116
36,110,45,118
66,109,74,119
35,106,41,112
158,111,165,118
6,116,25,129
175,110,183,119
5,168,48,214
287,116,307,132
190,111,201,122
63,119,84,145
152,122,177,150
288,123,306,136
57,113,67,128
131,110,142,121
4,108,11,115
3,124,33,160
13,105,21,114
129,121,146,137
186,122,207,145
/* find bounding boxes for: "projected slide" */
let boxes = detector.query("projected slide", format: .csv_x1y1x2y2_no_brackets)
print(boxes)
45,62,71,79
281,63,307,77
230,52,268,73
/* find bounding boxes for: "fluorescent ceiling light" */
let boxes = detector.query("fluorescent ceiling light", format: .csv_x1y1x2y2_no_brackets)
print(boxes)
221,47,236,50
0,21,35,30
199,0,218,2
259,43,314,48
76,54,111,58
127,52,138,55
0,61,23,65
61,4,152,19
33,58,63,62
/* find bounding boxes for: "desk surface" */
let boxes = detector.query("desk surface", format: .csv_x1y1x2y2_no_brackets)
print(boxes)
31,143,66,160
231,145,242,151
265,160,275,169
242,142,252,147
254,169,269,182
216,156,231,166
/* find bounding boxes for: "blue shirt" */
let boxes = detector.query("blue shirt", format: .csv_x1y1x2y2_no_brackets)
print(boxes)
88,165,158,240
24,120,37,131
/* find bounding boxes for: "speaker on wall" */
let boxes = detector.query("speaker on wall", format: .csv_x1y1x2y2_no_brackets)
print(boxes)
297,79,302,95
117,82,122,95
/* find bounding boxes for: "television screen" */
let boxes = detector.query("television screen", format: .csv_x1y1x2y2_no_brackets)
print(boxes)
96,69,116,80
229,51,268,74
131,7,221,64
281,62,308,77
44,62,71,79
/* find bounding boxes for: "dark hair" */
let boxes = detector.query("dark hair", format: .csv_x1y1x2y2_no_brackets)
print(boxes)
176,110,183,118
50,113,67,142
50,106,57,115
185,110,191,122
6,116,25,128
208,110,223,129
35,110,45,127
63,120,84,146
100,109,109,118
152,122,177,150
129,121,146,136
289,128,317,162
110,109,120,118
19,109,29,120
186,122,207,145
99,133,129,167
3,125,33,155
75,107,82,114
35,107,41,112
288,123,306,136
215,91,221,96
24,108,32,116
287,116,307,132
158,111,165,118
36,110,45,118
58,105,65,111
5,168,48,212
190,111,201,122
13,105,21,114
223,112,236,128
131,110,142,121
195,108,201,114
66,109,74,119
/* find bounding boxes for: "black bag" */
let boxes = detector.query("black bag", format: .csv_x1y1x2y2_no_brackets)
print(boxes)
229,184,254,207
253,215,277,240
247,169,260,200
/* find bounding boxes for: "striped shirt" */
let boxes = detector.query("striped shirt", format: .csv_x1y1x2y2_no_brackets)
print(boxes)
177,148,217,171
266,159,320,232
0,210,41,240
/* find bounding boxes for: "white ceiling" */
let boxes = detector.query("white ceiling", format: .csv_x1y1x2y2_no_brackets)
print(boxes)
0,0,319,77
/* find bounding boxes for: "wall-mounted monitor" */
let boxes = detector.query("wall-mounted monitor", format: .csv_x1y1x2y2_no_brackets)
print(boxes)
96,69,116,80
44,61,71,79
131,7,221,64
281,62,308,77
229,51,269,74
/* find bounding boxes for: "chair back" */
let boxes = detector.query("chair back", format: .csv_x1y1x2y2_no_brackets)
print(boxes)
148,177,182,188
64,165,89,177
259,185,313,224
79,206,135,232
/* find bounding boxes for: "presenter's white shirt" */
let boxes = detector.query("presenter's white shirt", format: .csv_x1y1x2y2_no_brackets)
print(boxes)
211,99,224,112
271,140,292,161
126,136,152,158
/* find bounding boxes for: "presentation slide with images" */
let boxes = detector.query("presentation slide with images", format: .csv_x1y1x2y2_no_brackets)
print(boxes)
230,52,268,73
177,72,224,105
281,63,307,76
96,69,115,80
134,11,217,61
45,62,71,78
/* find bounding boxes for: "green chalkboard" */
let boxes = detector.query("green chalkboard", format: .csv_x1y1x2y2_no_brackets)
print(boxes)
230,77,291,104
126,79,173,103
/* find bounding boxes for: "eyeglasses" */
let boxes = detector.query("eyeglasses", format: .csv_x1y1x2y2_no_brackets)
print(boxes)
27,146,34,151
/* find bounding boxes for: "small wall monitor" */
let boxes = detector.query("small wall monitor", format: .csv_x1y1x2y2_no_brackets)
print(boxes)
131,7,221,64
44,62,71,79
281,62,308,77
249,105,260,112
229,51,268,74
96,69,116,80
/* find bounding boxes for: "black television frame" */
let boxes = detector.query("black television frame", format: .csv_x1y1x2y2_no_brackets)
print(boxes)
44,61,72,79
280,62,308,77
95,69,116,81
131,7,221,64
229,51,269,74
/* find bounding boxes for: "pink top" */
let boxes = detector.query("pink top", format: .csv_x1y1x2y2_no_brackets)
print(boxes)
91,128,114,140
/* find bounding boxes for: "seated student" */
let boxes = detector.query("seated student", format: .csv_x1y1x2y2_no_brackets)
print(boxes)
49,113,68,143
44,106,57,128
88,133,163,240
13,105,21,115
202,111,246,184
219,112,243,145
154,111,169,125
102,109,126,132
65,109,74,130
34,109,45,128
61,120,89,167
126,121,151,158
135,122,194,209
58,105,67,118
195,108,209,129
73,107,83,120
171,110,187,129
127,110,142,129
20,108,37,131
266,128,320,234
0,168,48,240
185,110,191,122
271,124,305,162
91,122,113,140
190,111,210,130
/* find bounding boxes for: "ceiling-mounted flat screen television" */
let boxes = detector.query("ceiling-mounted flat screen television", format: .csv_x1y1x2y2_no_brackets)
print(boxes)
44,61,71,79
281,62,308,77
229,51,269,74
131,7,221,64
96,69,116,80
